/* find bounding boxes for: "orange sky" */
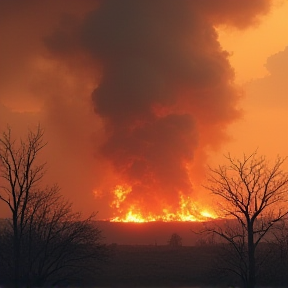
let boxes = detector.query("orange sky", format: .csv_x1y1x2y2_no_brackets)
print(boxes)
211,0,288,163
0,0,287,219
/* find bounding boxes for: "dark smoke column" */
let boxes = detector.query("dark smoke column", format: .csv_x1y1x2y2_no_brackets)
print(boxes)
76,0,269,217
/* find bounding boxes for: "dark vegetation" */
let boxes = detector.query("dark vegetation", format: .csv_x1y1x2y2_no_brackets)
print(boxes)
0,126,108,287
0,217,107,287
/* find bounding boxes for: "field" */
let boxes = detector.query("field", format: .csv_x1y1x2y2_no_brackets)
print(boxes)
92,222,285,287
96,245,237,287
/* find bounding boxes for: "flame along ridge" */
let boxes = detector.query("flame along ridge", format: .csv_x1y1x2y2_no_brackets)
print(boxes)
109,185,218,223
110,209,218,223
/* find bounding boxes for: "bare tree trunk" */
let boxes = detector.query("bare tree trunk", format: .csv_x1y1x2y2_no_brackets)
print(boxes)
13,214,20,288
247,222,255,288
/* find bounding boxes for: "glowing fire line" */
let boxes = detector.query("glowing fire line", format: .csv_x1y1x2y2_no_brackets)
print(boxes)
110,185,218,222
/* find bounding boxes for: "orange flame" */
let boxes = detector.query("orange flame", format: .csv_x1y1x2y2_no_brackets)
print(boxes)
110,185,217,222
111,185,132,208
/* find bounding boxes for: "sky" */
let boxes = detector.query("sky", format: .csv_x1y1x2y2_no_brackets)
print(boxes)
214,0,288,161
0,0,287,220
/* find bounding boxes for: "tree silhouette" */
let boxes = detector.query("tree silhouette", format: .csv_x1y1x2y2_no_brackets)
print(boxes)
0,126,46,288
0,126,106,287
206,152,288,288
168,233,182,247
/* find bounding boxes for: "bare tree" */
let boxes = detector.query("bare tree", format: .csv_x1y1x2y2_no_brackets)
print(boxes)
0,186,107,287
205,152,288,288
0,126,107,287
0,125,46,288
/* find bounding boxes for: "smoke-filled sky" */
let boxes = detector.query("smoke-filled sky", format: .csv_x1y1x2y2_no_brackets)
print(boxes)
0,0,287,219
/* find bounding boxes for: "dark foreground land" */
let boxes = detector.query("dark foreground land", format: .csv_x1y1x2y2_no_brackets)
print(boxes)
0,220,283,287
94,243,284,288
92,221,281,287
96,245,235,287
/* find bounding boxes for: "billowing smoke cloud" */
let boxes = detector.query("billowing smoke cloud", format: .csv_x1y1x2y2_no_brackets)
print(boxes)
1,0,272,219
85,1,234,214
47,0,271,217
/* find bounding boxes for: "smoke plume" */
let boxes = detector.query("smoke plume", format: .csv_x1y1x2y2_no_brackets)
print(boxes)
70,0,270,217
1,0,272,218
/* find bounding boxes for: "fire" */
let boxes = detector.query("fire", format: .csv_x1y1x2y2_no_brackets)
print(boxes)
110,185,218,222
112,209,156,223
200,210,215,218
111,185,132,208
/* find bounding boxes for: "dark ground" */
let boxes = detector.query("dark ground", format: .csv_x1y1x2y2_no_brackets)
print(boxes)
95,245,238,287
91,221,283,287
